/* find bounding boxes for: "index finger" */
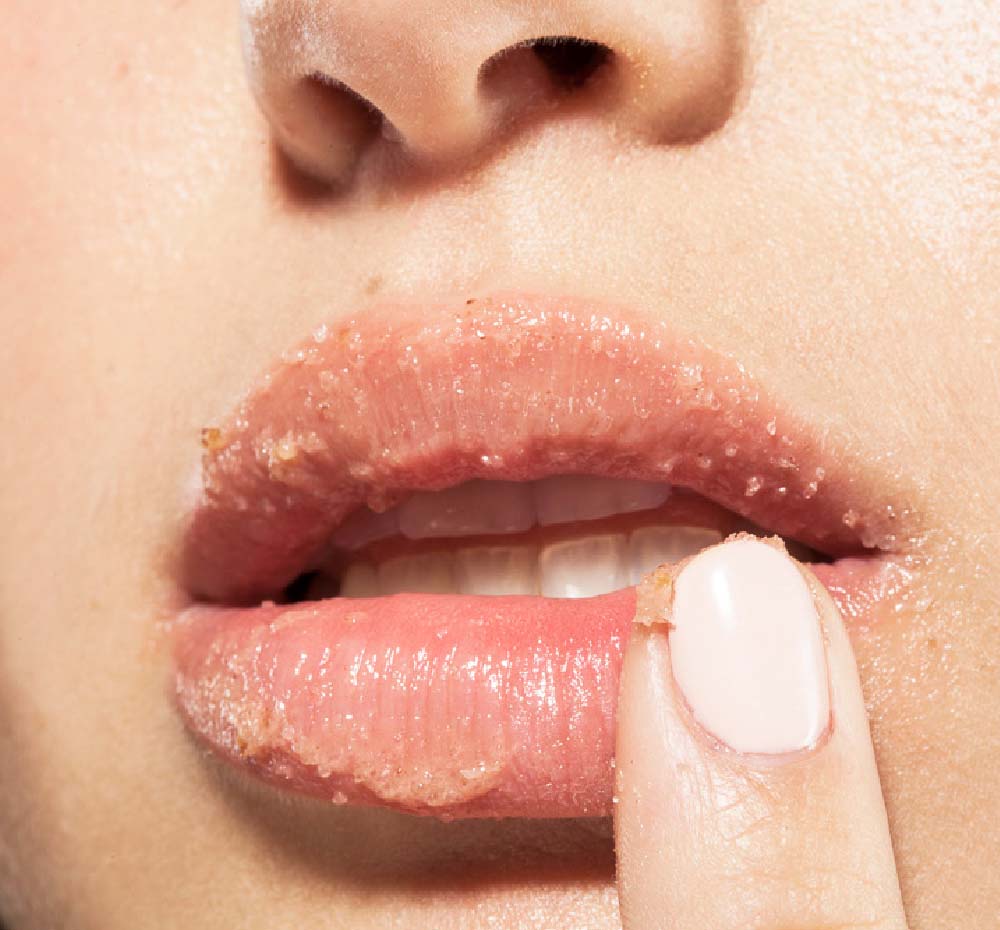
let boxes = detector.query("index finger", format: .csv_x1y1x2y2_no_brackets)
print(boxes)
614,535,908,930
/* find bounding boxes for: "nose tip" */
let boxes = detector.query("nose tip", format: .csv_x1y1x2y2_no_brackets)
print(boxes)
241,0,745,185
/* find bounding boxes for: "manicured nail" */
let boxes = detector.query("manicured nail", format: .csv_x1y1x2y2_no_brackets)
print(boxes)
669,537,830,755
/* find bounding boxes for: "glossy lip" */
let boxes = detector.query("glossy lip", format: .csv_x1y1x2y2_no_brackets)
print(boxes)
173,293,916,819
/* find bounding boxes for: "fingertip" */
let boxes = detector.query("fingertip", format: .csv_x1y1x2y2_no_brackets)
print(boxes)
614,536,907,930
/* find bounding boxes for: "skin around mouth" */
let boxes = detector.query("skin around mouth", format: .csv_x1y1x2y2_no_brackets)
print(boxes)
172,294,918,819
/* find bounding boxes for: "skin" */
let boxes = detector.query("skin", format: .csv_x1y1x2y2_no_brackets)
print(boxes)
0,0,997,928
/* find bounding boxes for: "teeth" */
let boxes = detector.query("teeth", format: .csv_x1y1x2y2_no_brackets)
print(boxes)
379,552,455,594
385,477,672,541
335,525,727,598
627,526,723,584
454,546,539,595
398,480,534,540
324,474,722,597
533,476,670,527
331,507,399,551
339,562,380,597
538,534,630,598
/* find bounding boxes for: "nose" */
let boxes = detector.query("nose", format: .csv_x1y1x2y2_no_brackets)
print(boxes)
241,0,744,185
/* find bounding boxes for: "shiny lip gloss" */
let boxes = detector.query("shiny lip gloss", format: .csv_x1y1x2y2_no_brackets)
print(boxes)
171,293,918,819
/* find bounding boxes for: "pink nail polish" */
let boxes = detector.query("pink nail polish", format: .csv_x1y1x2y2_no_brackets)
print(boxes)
669,538,830,755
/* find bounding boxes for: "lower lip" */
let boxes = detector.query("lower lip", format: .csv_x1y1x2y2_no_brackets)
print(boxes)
173,557,893,820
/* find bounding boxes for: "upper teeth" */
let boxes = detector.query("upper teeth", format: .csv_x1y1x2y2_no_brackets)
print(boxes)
333,476,672,548
337,525,723,599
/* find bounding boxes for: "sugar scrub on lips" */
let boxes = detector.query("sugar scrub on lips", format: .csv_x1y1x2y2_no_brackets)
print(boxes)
185,296,898,604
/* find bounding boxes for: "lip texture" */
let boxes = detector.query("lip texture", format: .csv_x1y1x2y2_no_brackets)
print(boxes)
176,591,633,818
174,294,909,819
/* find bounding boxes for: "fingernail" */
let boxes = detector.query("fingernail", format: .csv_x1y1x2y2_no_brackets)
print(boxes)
669,537,830,755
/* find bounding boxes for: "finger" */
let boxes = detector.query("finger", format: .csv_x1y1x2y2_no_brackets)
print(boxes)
614,535,908,930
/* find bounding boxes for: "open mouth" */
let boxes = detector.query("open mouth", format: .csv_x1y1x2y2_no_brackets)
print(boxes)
173,294,913,821
288,479,823,603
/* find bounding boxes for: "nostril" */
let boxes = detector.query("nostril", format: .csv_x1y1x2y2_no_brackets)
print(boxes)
274,72,386,184
299,71,386,144
300,72,383,121
530,37,612,91
477,35,615,136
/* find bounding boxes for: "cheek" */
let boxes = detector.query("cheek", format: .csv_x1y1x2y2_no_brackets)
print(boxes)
0,0,261,348
746,1,999,286
863,3,1000,279
0,0,266,627
0,3,262,914
846,551,997,909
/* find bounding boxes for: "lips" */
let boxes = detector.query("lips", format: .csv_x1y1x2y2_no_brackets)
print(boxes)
174,294,911,819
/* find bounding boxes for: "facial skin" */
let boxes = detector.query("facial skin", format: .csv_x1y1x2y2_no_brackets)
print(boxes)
0,0,997,927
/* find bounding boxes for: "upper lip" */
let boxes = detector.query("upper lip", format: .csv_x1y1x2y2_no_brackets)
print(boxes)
180,292,913,605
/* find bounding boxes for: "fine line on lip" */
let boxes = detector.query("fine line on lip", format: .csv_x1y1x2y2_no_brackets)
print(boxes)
180,294,909,604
